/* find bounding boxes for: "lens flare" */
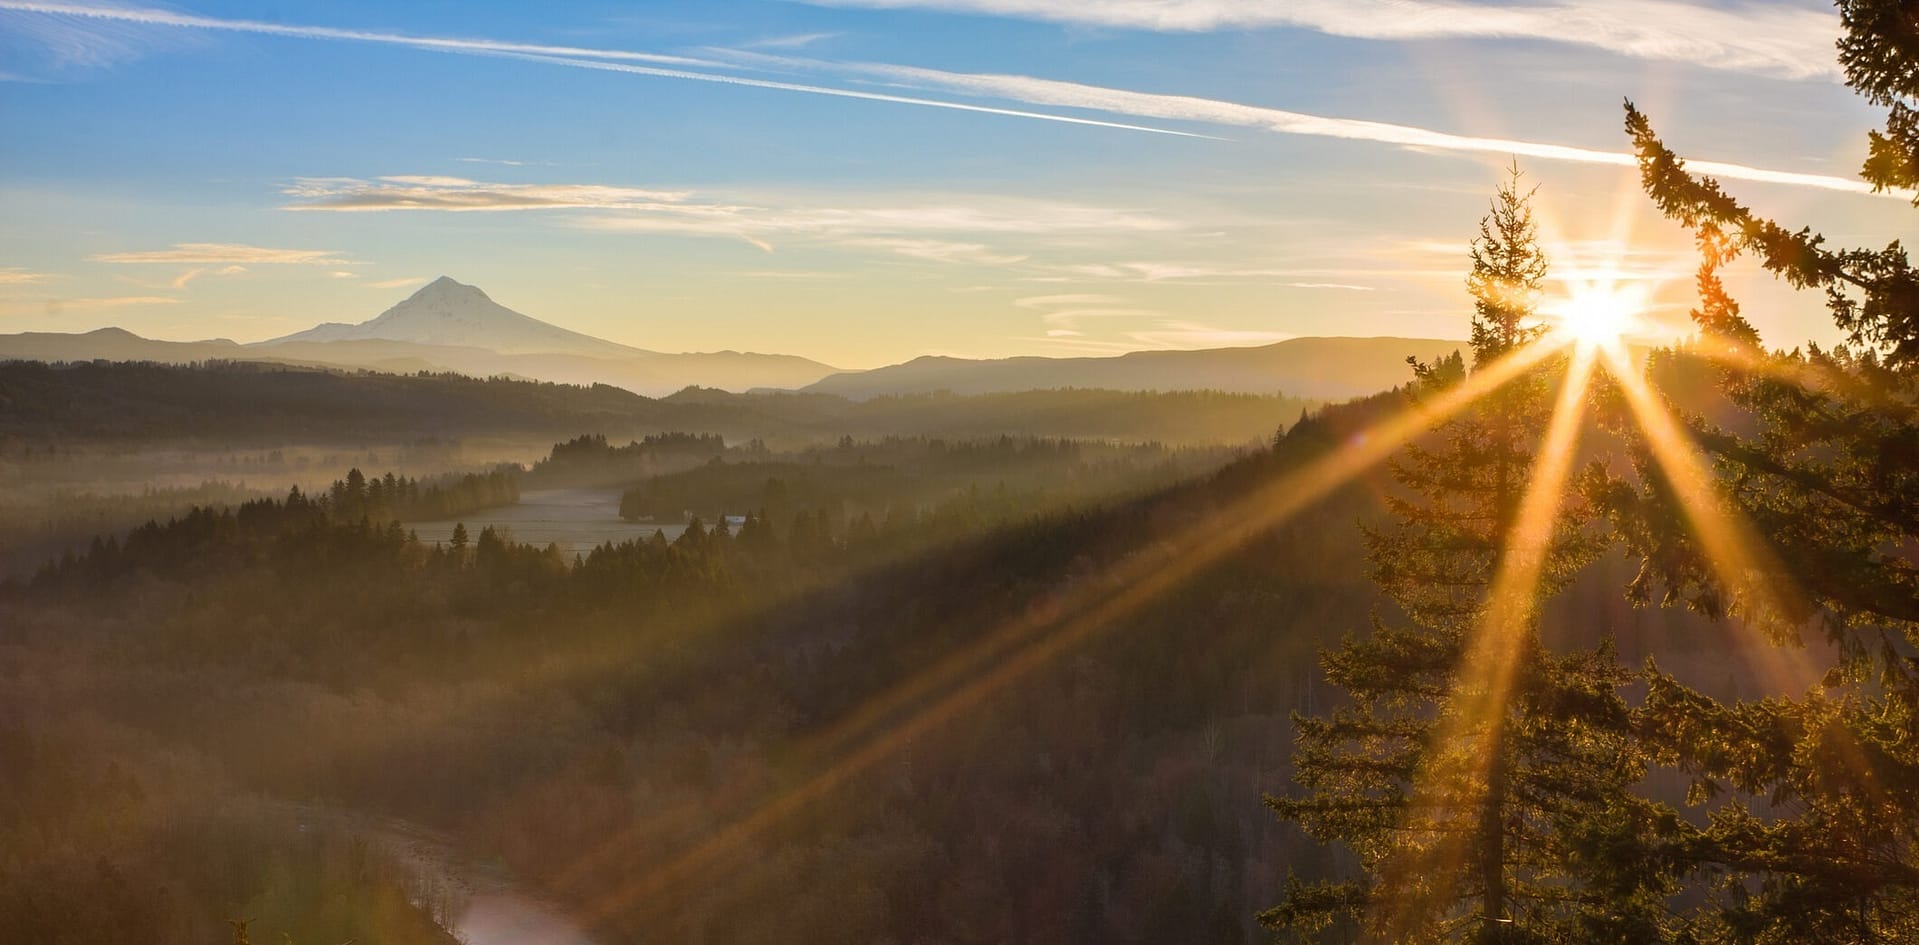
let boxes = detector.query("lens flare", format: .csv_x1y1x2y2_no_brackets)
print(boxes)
1545,278,1648,351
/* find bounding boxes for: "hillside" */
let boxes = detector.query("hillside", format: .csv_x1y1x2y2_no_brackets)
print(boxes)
1,390,1762,945
1,289,1456,401
804,336,1464,400
0,360,1317,447
0,278,842,396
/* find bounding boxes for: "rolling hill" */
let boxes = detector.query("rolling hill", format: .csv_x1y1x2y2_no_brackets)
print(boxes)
802,336,1464,400
0,279,1459,402
0,277,839,395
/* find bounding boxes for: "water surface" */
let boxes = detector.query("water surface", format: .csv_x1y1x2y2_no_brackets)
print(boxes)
410,488,686,556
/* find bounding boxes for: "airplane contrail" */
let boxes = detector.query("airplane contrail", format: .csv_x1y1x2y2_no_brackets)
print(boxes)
3,1,1893,196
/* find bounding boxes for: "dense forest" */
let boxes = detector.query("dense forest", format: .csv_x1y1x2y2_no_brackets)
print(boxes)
0,360,1315,448
0,382,1765,945
8,6,1919,944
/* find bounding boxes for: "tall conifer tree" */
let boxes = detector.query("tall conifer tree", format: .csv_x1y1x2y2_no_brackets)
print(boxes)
1587,1,1919,937
1266,169,1652,943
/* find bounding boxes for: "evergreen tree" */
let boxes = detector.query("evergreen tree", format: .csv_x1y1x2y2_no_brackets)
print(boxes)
1589,2,1919,935
1266,168,1650,943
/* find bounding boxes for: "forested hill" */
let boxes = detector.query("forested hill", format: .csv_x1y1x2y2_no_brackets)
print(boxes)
0,359,1320,446
0,359,670,441
1,388,1406,945
1,384,1756,945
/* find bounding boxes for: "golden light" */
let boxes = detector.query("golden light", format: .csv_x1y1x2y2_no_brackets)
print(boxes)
1377,345,1597,935
1545,278,1648,351
559,340,1572,928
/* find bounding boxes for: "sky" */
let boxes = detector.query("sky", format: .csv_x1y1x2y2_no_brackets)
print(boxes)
0,0,1908,368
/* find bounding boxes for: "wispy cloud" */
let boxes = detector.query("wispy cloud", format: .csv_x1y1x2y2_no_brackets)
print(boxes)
729,52,1893,197
843,238,1027,265
366,276,429,289
70,294,181,306
493,50,1223,139
1019,316,1294,352
1282,282,1375,291
11,2,1881,199
0,4,200,69
290,174,1172,264
1035,261,1314,282
456,156,556,167
0,294,182,313
1014,293,1125,309
283,176,690,211
1,2,1213,139
801,0,1841,79
1128,319,1294,348
91,242,352,265
1395,236,1691,284
1038,307,1162,328
0,1,721,67
1012,292,1165,335
737,31,840,50
0,267,53,285
735,270,849,280
168,263,246,288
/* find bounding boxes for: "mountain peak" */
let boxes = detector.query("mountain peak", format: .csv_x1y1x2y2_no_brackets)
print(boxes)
414,275,488,299
259,278,654,358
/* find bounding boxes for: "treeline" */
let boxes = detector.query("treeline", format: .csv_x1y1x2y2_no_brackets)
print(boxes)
615,434,1217,526
324,467,521,523
529,431,728,487
0,359,1314,447
0,480,268,579
0,359,662,442
27,466,518,589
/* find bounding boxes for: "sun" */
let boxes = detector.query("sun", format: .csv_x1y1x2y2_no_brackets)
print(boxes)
1545,281,1647,351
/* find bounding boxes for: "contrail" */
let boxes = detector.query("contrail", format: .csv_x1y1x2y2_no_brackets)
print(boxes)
0,1,1219,139
4,1,1892,195
491,51,1224,139
0,0,719,66
800,0,1843,81
722,52,1897,197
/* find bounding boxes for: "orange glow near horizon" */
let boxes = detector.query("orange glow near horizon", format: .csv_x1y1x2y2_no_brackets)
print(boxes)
561,338,1573,927
553,255,1832,937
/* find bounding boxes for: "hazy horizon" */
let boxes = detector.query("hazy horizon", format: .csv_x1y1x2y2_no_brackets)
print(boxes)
8,5,1919,944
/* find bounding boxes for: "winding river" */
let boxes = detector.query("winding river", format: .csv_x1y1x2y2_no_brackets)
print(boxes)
291,805,597,945
409,487,687,556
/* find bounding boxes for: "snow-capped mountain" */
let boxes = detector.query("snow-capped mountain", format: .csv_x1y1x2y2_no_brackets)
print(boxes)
262,276,653,358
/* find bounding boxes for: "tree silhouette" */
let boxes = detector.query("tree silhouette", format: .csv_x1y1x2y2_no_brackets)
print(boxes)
1266,168,1650,942
1590,2,1919,936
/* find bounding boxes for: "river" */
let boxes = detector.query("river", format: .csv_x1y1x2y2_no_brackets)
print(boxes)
293,804,599,945
409,487,687,557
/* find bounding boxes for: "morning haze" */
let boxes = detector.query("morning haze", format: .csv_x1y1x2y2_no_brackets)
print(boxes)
4,2,1917,944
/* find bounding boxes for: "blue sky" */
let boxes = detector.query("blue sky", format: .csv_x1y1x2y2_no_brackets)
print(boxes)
0,0,1904,367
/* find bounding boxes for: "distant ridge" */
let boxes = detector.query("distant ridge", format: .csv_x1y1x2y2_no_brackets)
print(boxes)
0,279,1457,401
803,336,1465,400
0,277,842,395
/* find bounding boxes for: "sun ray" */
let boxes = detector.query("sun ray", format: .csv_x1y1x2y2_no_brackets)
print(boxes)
1592,342,1901,816
1596,343,1817,682
558,338,1574,927
1376,345,1597,935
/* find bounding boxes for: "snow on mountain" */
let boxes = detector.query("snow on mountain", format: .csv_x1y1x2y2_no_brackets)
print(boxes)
261,276,656,358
